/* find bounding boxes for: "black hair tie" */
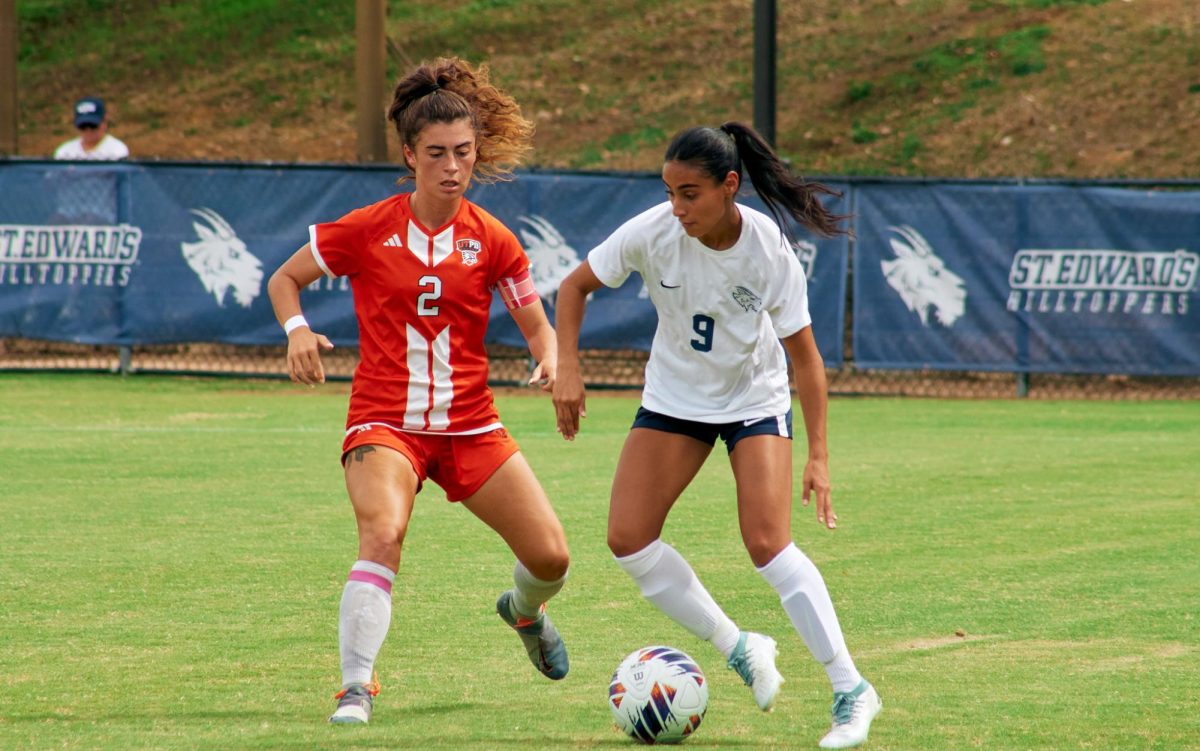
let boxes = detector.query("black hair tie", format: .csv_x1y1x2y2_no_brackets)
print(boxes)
416,82,442,98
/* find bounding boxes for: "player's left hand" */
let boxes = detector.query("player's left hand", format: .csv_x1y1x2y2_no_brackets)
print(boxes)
286,327,334,386
802,457,836,529
529,359,555,393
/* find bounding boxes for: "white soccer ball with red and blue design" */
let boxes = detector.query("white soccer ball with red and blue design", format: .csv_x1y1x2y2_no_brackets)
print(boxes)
608,645,708,744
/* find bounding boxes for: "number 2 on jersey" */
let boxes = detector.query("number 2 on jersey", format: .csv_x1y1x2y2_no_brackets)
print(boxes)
417,275,441,316
691,313,714,352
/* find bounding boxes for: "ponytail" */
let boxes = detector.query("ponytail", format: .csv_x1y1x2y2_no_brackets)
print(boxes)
665,123,849,239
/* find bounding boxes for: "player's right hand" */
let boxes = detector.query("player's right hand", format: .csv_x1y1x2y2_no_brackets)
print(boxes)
286,328,334,385
552,367,587,440
802,457,836,530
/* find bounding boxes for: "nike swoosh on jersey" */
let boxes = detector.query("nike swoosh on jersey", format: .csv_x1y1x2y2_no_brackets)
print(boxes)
659,280,681,289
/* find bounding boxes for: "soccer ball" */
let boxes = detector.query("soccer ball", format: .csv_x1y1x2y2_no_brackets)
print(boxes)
608,646,708,744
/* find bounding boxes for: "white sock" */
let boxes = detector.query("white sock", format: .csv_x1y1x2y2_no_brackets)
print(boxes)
615,539,741,658
338,560,395,687
509,561,567,619
757,543,862,693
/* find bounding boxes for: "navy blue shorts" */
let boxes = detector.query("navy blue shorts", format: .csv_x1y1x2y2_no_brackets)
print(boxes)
631,406,793,454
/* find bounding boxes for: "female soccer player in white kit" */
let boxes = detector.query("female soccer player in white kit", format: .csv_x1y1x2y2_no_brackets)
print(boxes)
553,123,881,749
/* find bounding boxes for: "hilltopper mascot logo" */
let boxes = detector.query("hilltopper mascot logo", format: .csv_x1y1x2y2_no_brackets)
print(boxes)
881,224,967,327
180,208,264,308
517,214,581,304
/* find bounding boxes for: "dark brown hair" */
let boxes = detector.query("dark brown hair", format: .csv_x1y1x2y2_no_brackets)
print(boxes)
664,122,849,238
388,57,533,184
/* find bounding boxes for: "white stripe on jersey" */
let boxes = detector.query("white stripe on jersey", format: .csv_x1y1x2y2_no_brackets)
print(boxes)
405,221,457,267
406,222,427,266
345,420,504,437
404,324,430,429
308,225,334,277
403,324,454,430
428,327,454,430
432,226,455,266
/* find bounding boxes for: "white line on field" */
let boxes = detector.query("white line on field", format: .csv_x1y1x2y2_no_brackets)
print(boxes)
0,425,335,434
0,426,573,437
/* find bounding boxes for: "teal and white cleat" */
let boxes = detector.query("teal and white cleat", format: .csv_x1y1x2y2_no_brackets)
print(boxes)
328,676,380,724
818,679,882,749
496,589,569,680
726,631,784,711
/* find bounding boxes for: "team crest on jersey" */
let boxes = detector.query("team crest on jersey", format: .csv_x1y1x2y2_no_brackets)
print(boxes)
731,286,762,312
456,239,481,266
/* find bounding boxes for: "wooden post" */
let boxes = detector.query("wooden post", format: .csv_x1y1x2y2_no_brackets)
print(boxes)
0,0,17,156
355,0,387,163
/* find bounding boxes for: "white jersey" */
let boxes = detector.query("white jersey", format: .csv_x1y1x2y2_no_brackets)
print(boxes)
54,135,129,161
588,201,812,423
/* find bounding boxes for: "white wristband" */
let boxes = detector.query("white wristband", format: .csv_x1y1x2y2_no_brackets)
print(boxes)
283,314,310,335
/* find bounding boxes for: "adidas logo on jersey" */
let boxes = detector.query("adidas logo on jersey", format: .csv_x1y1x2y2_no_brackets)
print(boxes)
383,233,403,248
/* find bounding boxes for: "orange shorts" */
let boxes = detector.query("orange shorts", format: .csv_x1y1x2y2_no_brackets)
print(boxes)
342,425,520,502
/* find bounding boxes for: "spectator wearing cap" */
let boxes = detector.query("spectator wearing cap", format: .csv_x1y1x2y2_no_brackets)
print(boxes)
54,97,129,161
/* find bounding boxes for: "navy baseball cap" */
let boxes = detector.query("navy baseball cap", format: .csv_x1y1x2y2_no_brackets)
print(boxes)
74,97,106,127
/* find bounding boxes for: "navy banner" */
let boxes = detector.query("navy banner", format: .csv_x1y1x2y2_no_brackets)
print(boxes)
8,162,1197,375
853,183,1200,375
0,162,848,364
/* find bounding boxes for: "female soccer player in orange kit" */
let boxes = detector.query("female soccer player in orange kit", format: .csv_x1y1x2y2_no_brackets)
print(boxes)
267,57,569,724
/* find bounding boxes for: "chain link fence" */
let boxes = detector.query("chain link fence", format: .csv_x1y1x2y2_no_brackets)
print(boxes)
3,338,1197,400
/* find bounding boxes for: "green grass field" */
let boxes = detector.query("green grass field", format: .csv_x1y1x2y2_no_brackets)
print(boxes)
0,373,1196,750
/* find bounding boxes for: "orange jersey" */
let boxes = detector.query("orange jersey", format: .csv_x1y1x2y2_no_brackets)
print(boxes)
309,193,528,434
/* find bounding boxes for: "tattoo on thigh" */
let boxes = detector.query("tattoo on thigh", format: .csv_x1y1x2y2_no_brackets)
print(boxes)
350,446,377,463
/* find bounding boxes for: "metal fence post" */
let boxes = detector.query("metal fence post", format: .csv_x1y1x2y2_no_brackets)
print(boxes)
753,0,776,147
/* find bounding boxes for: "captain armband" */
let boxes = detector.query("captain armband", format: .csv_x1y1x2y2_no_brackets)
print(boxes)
496,269,540,310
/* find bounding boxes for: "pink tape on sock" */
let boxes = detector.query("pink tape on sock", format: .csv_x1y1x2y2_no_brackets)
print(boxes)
348,569,393,594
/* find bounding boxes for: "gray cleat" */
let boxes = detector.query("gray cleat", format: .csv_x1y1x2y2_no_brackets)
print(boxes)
496,589,569,680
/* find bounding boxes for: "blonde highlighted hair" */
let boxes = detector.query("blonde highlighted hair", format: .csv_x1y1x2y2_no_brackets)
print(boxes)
388,57,533,184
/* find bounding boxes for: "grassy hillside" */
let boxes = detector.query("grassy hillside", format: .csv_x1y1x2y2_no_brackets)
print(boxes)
14,0,1200,178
